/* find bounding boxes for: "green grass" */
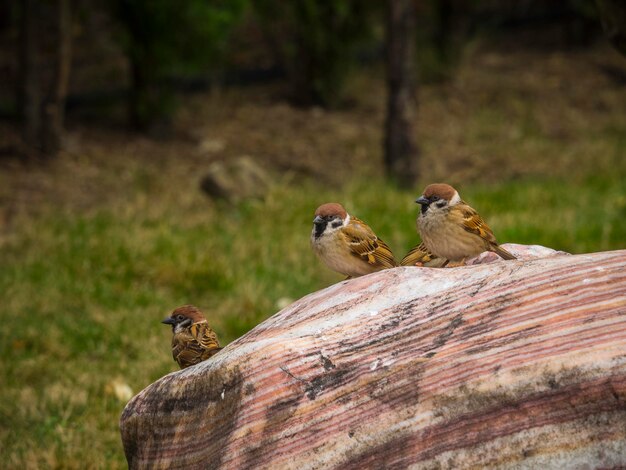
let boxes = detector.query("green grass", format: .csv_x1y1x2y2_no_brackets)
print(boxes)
1,173,625,467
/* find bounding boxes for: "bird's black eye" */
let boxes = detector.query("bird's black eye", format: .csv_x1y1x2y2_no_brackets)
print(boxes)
176,315,184,321
431,196,439,201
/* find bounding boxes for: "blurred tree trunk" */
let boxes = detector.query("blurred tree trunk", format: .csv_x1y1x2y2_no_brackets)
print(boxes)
41,0,72,155
288,34,318,107
129,54,147,131
19,0,41,146
433,0,452,61
116,0,171,133
385,0,418,187
596,0,626,56
18,0,71,157
0,0,12,32
128,53,168,133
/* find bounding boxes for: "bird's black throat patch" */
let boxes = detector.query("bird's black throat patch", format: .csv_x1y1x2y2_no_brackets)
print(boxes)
314,220,327,238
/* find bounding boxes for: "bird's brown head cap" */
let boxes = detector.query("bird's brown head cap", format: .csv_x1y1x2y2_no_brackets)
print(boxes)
422,183,458,202
170,305,207,323
314,203,347,219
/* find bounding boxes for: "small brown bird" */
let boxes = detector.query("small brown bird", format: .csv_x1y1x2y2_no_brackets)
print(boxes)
311,203,397,278
161,305,221,369
415,183,516,266
400,242,447,268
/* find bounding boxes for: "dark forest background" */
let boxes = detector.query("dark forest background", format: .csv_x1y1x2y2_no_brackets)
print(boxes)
1,0,622,182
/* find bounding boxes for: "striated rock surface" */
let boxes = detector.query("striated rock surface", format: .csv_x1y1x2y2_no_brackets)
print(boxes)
121,247,626,469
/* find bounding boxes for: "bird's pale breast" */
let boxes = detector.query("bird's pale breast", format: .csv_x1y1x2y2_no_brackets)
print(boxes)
418,210,488,261
311,230,378,277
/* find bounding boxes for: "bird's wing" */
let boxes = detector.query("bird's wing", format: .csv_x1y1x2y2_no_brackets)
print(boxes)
456,203,498,245
341,218,397,268
400,242,444,267
451,203,516,260
192,322,221,351
171,329,196,368
172,323,220,369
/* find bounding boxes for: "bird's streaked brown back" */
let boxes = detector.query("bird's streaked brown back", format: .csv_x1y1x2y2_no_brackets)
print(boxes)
172,321,221,369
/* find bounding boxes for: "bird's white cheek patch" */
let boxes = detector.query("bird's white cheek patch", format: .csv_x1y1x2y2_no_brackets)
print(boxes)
450,191,461,205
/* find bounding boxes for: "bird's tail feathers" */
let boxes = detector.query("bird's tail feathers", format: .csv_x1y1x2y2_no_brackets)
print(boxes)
494,245,516,260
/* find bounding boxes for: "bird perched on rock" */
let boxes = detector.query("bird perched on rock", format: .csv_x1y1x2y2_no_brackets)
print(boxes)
414,183,516,266
311,202,397,278
161,305,221,369
400,242,446,268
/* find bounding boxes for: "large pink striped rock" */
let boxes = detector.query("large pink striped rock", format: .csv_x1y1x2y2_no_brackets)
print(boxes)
120,247,626,469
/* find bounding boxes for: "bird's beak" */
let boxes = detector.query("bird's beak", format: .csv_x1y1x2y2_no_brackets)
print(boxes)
313,215,324,225
161,317,175,325
415,196,430,205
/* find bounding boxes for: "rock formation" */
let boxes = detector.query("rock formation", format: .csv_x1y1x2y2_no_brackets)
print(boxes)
199,156,271,203
121,245,626,469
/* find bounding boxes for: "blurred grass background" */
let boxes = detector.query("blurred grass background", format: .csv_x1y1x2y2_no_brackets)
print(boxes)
1,35,626,470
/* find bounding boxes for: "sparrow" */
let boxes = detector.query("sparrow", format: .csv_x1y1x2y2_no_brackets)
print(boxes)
311,202,397,278
161,305,221,369
414,183,516,266
400,242,447,268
